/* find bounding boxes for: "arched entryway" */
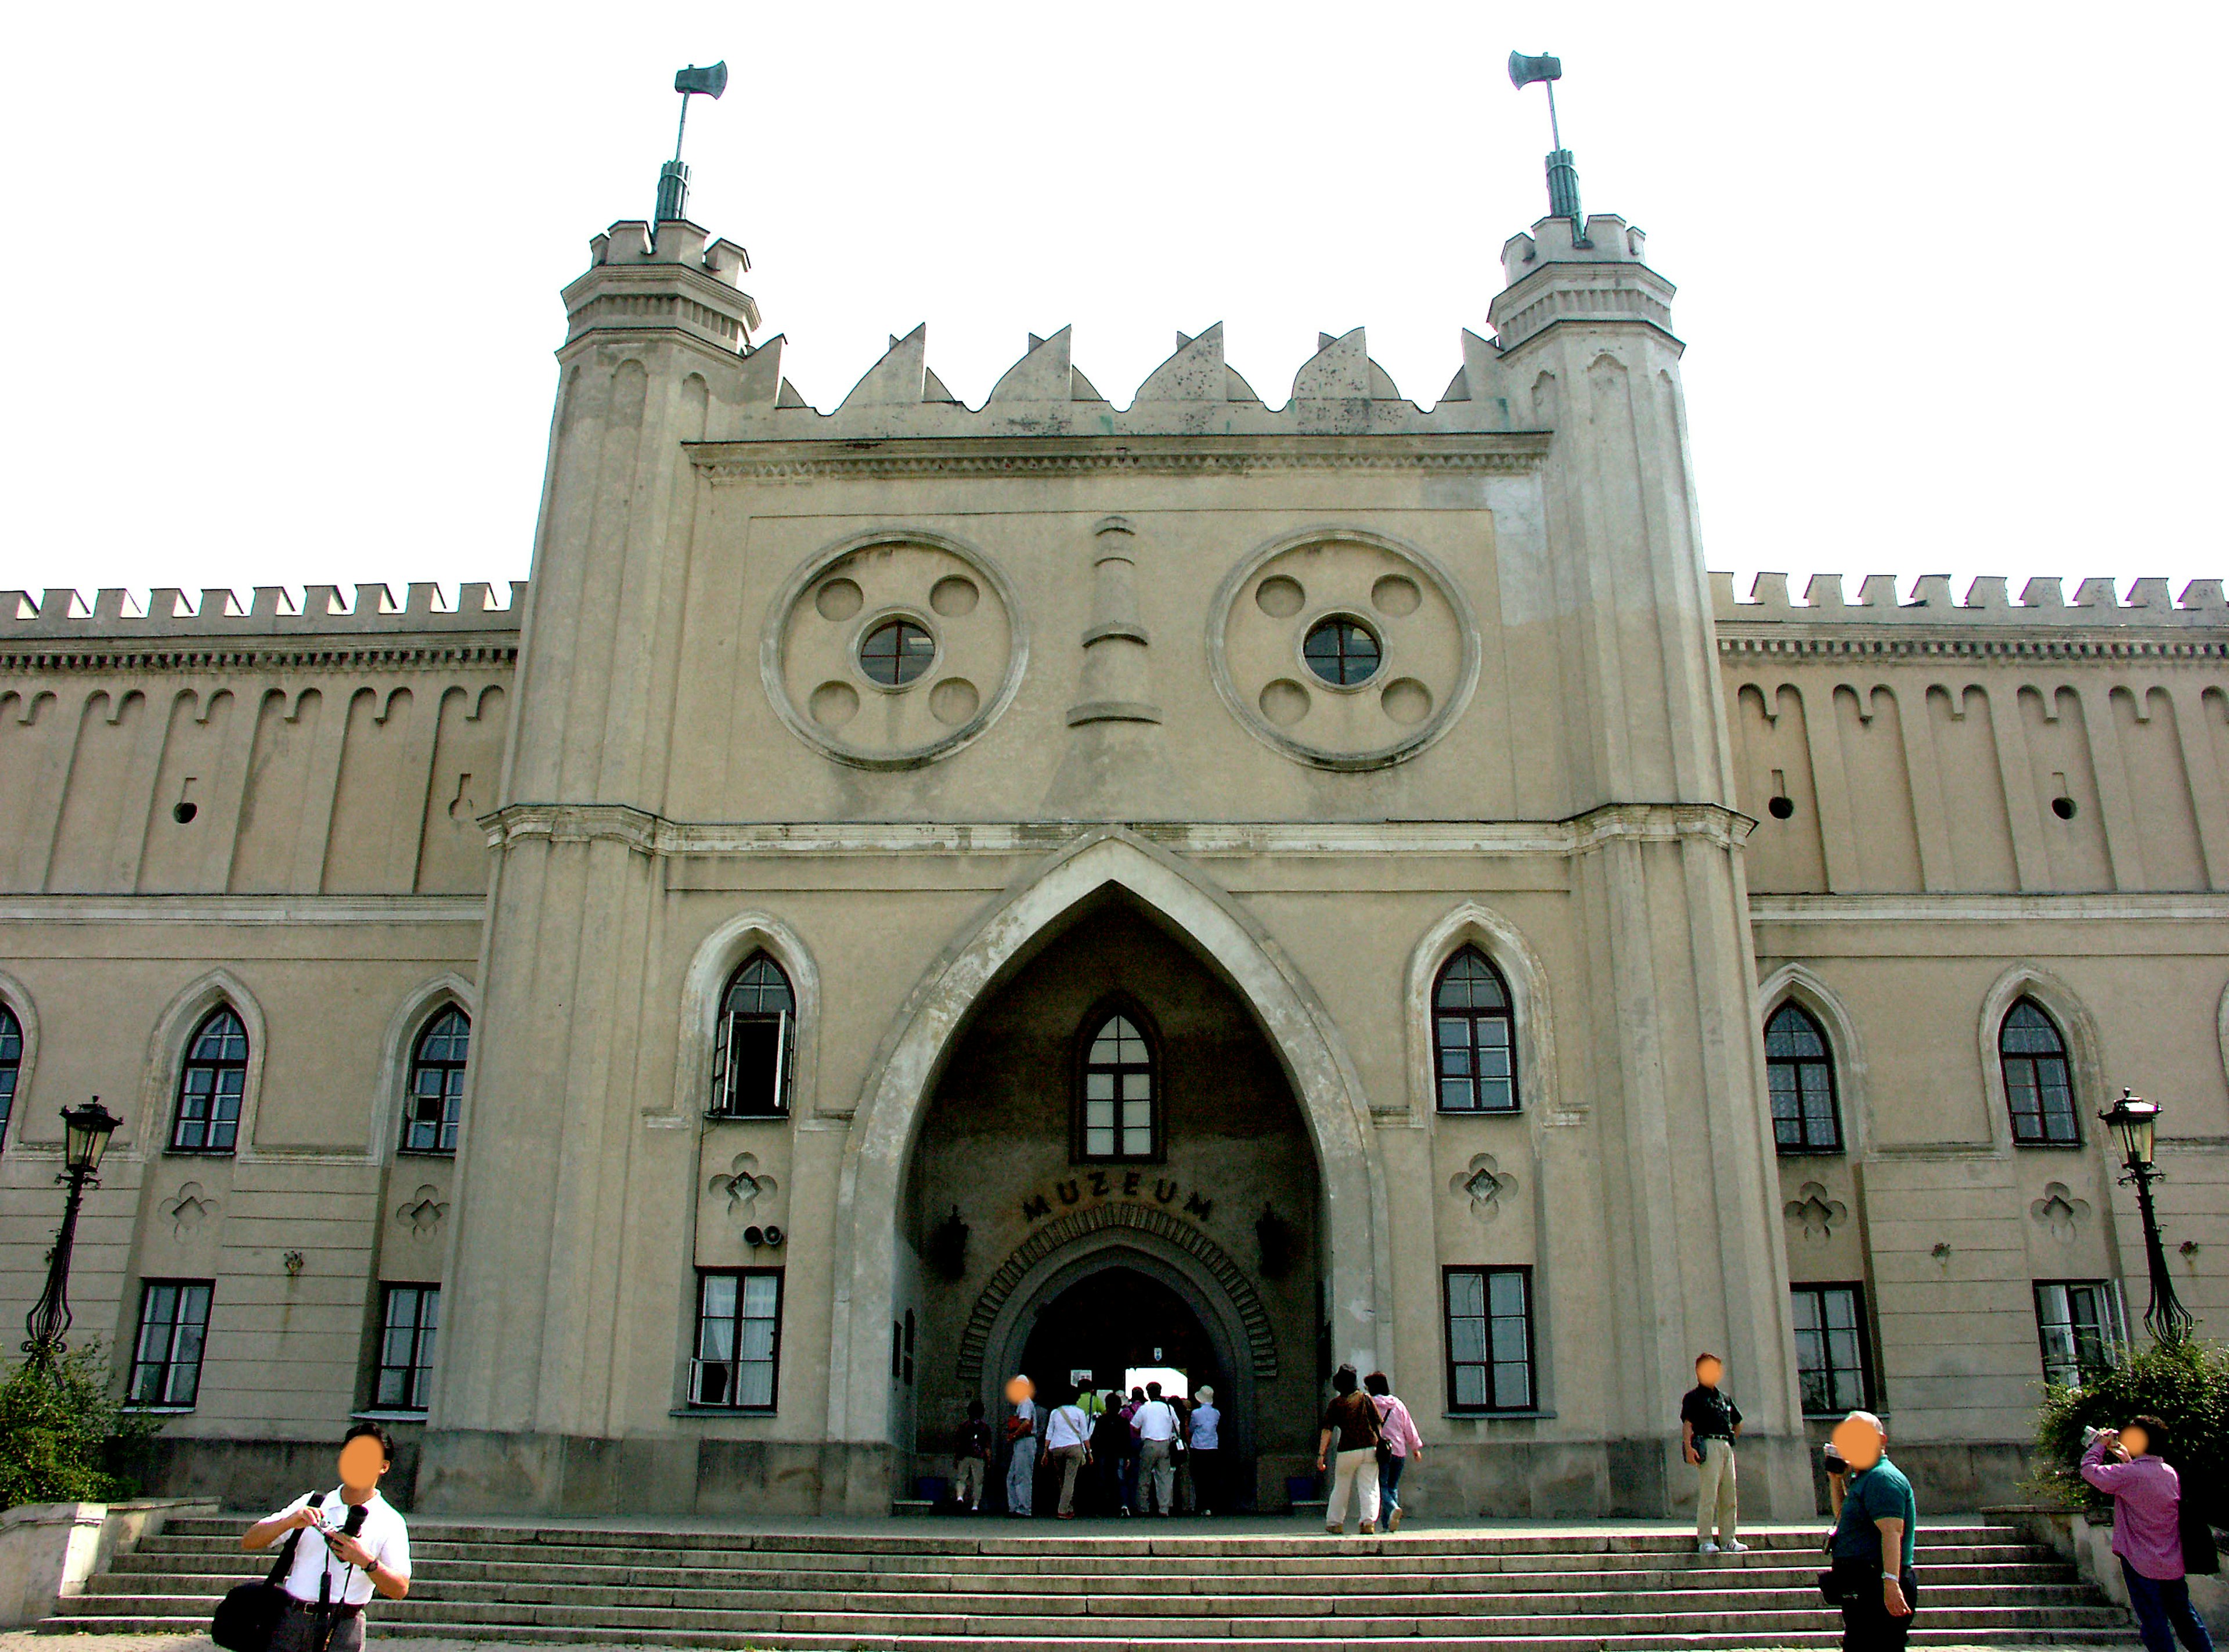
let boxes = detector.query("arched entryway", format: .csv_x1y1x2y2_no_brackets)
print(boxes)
894,865,1326,1512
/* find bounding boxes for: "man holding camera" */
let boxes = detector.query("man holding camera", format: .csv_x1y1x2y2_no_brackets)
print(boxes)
2083,1417,2215,1652
239,1422,411,1652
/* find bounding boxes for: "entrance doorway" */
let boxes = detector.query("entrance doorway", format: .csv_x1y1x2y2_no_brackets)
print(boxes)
1019,1265,1221,1408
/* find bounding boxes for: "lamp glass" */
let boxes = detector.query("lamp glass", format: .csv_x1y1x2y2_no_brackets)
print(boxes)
61,1103,121,1174
2107,1095,2158,1170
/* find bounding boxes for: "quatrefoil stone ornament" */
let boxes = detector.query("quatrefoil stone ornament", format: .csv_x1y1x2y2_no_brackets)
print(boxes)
1783,1181,1848,1243
709,1152,777,1216
1448,1153,1517,1224
395,1184,449,1239
2029,1181,2091,1243
161,1182,216,1239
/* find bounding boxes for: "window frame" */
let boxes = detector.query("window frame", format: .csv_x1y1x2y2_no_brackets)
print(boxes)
689,1267,784,1412
1441,1264,1538,1415
2000,996,2082,1146
710,952,796,1119
126,1278,213,1410
401,1006,470,1156
373,1283,441,1411
1765,1000,1844,1155
2035,1278,2127,1388
1072,996,1164,1165
0,1001,20,1153
170,1007,249,1155
1431,947,1521,1115
1790,1281,1874,1417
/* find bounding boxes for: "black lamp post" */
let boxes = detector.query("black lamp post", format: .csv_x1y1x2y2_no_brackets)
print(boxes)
2100,1087,2195,1348
21,1098,123,1372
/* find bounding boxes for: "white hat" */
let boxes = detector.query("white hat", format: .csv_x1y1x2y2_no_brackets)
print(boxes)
1195,1385,1214,1402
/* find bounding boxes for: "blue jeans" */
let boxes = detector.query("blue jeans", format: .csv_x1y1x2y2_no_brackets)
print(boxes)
1379,1449,1408,1510
2123,1557,2216,1652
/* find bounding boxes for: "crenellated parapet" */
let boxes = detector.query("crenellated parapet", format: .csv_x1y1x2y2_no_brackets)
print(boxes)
1488,214,1674,353
1715,572,2228,634
564,218,760,356
0,582,526,672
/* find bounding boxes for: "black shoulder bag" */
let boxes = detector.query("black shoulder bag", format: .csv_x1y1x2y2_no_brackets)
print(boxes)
212,1488,322,1652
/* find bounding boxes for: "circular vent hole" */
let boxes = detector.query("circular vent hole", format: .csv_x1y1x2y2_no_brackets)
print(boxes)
2052,795,2078,820
1767,795,1795,820
172,801,199,824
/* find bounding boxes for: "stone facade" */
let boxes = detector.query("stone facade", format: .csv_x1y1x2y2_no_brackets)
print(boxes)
1,200,2223,1522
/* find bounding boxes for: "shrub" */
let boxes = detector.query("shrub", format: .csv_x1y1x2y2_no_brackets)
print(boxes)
2031,1337,2229,1528
0,1346,161,1510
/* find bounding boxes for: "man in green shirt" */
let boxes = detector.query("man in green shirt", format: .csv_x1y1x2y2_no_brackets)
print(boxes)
1827,1410,1918,1649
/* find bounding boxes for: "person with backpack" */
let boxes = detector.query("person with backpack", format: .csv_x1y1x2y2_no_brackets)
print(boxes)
2083,1416,2217,1652
235,1422,410,1652
954,1398,993,1512
1315,1363,1383,1535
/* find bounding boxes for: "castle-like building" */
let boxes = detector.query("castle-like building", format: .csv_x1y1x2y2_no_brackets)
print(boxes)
2,174,2224,1521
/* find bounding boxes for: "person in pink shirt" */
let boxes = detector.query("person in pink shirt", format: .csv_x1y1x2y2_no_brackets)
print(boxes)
1365,1370,1426,1532
2083,1415,2214,1652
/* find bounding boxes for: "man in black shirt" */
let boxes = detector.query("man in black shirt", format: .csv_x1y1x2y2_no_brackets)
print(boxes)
1680,1352,1746,1554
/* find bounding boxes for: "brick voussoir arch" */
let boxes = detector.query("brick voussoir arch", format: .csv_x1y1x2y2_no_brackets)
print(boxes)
956,1202,1278,1383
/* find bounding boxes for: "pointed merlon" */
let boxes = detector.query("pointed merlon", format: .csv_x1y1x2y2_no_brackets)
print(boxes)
989,326,1076,403
776,379,808,408
1292,327,1402,403
839,324,930,409
922,367,961,405
1135,324,1247,402
737,334,786,403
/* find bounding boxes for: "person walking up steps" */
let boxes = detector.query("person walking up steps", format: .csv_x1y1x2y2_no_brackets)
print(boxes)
1365,1371,1424,1532
1044,1386,1093,1520
1317,1364,1383,1535
1681,1352,1746,1553
1132,1382,1180,1515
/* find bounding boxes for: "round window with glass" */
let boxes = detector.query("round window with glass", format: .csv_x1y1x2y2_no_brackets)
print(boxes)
1302,615,1382,687
859,617,936,686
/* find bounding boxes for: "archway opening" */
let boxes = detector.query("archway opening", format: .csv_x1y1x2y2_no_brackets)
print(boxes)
1020,1265,1221,1406
898,890,1322,1512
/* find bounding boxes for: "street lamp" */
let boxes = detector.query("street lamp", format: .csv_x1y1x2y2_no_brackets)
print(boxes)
21,1098,123,1371
2099,1087,2195,1347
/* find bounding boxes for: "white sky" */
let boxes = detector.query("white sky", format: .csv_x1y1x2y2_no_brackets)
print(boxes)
3,1,2222,608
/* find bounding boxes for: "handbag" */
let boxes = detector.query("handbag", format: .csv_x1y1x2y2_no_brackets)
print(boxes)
212,1488,320,1652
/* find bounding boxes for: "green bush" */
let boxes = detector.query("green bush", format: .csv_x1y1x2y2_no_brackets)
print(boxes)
0,1346,161,1511
2031,1337,2229,1528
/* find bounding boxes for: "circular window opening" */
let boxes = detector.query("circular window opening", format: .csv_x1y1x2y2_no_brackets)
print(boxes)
859,618,936,686
2051,794,2079,820
1767,795,1795,820
1302,616,1382,687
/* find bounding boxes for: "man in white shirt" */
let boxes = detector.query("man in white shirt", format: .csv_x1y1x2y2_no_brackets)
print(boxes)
240,1422,411,1652
1043,1388,1094,1520
1132,1382,1180,1516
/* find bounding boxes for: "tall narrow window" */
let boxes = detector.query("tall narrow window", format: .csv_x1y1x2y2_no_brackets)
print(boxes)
1434,947,1518,1113
0,1003,20,1151
1791,1283,1871,1415
711,953,794,1117
375,1285,440,1410
127,1280,212,1408
691,1268,783,1409
1766,1001,1842,1153
1443,1266,1535,1412
403,1007,468,1154
2001,997,2079,1145
2036,1280,2125,1388
1079,1010,1156,1161
172,1008,248,1153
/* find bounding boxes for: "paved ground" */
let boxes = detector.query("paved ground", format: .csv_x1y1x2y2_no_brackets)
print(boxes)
0,1635,2101,1652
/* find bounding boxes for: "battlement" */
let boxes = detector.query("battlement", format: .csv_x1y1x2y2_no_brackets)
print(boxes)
707,322,1539,442
1487,214,1675,352
565,219,762,352
1499,213,1650,284
0,580,528,640
1712,572,2229,629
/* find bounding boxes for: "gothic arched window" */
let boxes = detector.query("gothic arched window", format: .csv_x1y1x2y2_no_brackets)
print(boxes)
712,952,795,1117
1433,947,1518,1113
0,1004,21,1152
2001,997,2079,1145
403,1007,470,1155
1765,1001,1842,1153
1078,1009,1157,1161
172,1008,248,1153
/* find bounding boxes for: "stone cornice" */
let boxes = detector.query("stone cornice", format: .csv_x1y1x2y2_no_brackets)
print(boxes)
1750,892,2229,923
1718,629,2228,665
0,640,518,677
481,801,1752,860
689,431,1554,483
0,894,487,925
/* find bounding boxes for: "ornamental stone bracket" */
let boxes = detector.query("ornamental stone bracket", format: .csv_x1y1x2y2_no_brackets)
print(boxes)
1783,1181,1848,1243
2029,1180,2093,1242
955,1202,1277,1384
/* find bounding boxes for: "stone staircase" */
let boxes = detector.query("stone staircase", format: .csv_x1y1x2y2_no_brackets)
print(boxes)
44,1514,2138,1649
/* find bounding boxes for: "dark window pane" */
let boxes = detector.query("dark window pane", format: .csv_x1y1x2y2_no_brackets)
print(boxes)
1080,1011,1155,1160
1302,617,1381,687
1432,950,1519,1114
859,619,936,686
1765,1003,1840,1152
